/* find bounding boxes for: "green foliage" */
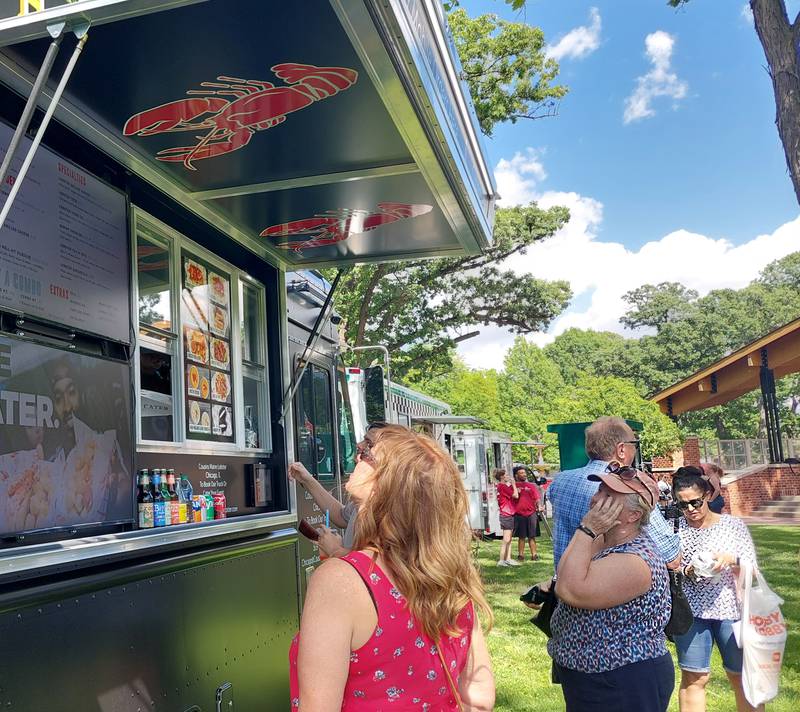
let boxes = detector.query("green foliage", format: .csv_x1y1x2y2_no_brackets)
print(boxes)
498,338,566,458
550,375,682,460
409,359,505,432
448,9,568,135
620,251,800,437
543,328,638,386
326,204,572,380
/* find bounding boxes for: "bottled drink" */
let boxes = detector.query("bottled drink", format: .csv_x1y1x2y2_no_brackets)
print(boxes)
167,469,180,525
137,470,154,529
152,471,167,527
160,470,173,525
179,475,193,524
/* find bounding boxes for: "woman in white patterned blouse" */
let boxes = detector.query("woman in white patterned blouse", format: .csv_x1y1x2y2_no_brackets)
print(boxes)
671,466,762,712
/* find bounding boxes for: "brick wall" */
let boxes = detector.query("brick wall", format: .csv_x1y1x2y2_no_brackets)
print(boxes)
723,465,800,516
682,436,701,467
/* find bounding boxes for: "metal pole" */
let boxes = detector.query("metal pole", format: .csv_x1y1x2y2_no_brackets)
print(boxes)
0,29,64,191
0,32,88,232
278,268,346,423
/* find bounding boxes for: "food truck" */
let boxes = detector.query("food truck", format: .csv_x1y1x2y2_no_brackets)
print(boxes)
0,1,495,708
451,429,513,534
345,364,452,437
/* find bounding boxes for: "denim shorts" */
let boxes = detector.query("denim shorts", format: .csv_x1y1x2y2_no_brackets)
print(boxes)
673,618,743,674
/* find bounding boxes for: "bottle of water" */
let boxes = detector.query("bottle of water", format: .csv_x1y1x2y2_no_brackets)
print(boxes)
179,475,193,523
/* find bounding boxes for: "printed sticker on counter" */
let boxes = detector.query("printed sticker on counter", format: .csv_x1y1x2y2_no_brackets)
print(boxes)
212,405,233,437
188,400,212,434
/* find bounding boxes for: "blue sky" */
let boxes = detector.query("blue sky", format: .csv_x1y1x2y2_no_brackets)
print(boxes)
456,0,800,368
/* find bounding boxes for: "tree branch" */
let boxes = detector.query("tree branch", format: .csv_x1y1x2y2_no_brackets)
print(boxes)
356,265,388,347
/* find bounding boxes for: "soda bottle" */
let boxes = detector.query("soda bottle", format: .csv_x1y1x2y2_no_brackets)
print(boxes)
167,469,180,525
152,471,167,527
160,470,173,525
137,470,154,529
179,475,193,524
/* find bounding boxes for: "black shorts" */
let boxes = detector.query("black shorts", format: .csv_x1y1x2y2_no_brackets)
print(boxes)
499,514,515,531
513,513,540,539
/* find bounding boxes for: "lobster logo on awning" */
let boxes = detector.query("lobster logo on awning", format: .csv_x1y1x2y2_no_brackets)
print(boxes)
123,63,358,170
261,202,433,253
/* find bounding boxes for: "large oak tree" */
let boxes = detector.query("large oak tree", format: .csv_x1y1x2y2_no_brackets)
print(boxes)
670,0,800,204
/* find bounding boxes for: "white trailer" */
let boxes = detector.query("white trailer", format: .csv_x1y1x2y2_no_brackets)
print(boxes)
450,429,513,535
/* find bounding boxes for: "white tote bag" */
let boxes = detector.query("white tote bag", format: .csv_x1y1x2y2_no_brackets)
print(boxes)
734,562,787,706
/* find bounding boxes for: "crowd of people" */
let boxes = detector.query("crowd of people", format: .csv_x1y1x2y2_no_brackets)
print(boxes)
287,417,763,712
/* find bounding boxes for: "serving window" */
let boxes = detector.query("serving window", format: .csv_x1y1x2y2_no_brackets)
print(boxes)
133,211,270,452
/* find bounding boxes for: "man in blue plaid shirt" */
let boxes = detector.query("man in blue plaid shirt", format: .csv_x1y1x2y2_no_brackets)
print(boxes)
548,416,681,570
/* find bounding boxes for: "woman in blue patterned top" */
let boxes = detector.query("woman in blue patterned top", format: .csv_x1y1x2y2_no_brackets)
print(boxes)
671,466,762,712
548,464,673,712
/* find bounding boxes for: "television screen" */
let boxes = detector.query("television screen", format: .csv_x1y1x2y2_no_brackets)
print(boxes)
0,335,133,537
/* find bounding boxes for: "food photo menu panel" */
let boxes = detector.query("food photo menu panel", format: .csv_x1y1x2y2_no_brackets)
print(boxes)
181,252,234,443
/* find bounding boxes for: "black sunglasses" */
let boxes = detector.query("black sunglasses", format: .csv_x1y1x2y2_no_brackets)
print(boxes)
676,497,706,511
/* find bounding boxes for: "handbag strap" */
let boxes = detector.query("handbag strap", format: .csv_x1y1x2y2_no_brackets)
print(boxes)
437,642,464,712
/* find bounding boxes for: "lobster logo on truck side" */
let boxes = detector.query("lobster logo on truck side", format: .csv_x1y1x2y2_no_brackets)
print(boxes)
261,202,433,253
123,63,358,170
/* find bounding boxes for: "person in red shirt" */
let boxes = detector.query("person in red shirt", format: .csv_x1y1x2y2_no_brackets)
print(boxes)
493,469,520,567
513,466,541,562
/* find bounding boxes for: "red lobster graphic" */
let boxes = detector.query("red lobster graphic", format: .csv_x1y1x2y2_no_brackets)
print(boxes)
123,63,358,170
261,202,433,253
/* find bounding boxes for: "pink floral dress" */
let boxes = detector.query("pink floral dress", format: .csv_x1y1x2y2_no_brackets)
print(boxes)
289,551,474,711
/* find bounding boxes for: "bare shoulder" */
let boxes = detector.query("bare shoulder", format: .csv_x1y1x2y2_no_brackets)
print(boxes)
308,557,360,592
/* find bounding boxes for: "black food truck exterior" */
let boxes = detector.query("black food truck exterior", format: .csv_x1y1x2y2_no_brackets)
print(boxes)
0,0,495,708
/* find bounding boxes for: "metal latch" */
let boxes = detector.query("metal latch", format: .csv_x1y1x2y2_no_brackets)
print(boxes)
215,682,233,711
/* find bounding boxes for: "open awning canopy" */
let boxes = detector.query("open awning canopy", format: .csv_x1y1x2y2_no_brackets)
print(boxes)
652,316,800,416
411,415,486,426
0,0,495,268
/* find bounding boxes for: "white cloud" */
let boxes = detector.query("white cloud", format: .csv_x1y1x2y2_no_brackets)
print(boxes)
494,148,546,206
457,150,800,370
545,7,602,62
740,3,754,25
623,30,688,124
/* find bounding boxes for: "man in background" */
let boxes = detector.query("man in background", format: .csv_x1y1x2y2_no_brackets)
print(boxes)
513,465,542,562
547,416,681,571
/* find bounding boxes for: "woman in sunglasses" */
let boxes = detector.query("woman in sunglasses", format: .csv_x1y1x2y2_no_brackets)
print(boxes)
548,464,673,712
290,425,495,711
671,466,761,712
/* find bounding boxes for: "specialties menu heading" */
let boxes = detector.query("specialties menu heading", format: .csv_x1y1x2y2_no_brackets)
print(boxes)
0,122,129,344
181,251,234,443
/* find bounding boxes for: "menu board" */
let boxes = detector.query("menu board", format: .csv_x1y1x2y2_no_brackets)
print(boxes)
0,335,133,537
181,252,234,442
0,122,129,344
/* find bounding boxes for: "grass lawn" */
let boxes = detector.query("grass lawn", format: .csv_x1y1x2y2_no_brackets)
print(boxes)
476,524,799,711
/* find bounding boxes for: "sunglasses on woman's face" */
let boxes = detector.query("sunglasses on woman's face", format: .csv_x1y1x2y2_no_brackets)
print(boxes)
676,497,706,511
356,438,377,466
